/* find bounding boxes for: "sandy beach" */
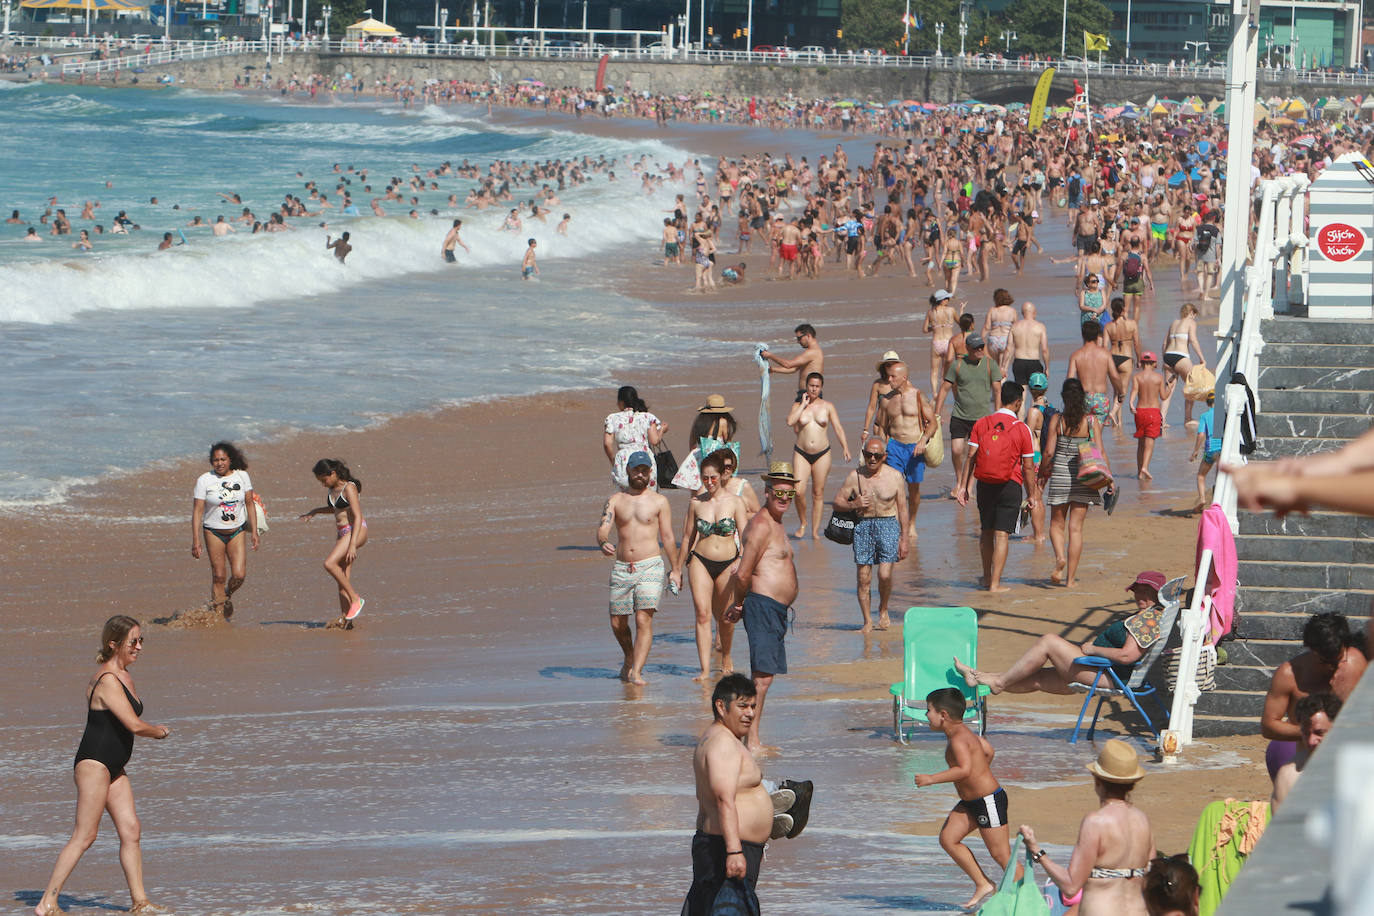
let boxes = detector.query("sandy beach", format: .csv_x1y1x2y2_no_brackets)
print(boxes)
5,105,1272,914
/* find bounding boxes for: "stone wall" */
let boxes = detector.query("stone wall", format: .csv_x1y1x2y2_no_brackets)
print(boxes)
121,51,1325,106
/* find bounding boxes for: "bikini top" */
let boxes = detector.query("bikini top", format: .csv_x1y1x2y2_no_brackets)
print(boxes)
696,517,738,538
1090,867,1147,880
328,488,351,509
991,319,1014,330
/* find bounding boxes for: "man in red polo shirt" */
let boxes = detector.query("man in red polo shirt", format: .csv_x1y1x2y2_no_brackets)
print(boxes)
954,381,1038,592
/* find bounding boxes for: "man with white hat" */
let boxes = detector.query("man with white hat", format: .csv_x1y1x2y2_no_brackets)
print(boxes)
727,461,800,752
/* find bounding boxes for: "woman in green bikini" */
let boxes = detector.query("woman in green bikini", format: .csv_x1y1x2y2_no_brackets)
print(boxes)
675,451,750,682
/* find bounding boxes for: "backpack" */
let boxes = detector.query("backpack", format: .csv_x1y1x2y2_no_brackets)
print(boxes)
1122,252,1143,281
1067,175,1082,198
973,414,1030,483
1195,225,1215,255
1037,403,1060,457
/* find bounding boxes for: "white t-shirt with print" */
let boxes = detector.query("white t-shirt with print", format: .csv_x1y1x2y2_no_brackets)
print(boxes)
195,470,253,529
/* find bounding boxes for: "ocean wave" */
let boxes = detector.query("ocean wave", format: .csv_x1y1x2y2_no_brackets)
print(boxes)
0,179,687,324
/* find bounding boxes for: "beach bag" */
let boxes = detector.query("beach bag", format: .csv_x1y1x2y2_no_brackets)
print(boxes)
1166,643,1218,693
977,836,1050,916
824,476,862,546
653,441,679,490
1076,429,1113,491
923,416,945,468
250,492,269,535
1185,365,1216,402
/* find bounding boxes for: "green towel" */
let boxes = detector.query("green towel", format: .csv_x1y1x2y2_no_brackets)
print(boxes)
1187,799,1272,916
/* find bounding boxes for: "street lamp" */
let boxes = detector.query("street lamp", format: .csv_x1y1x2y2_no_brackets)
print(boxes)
1000,29,1015,53
2,0,14,40
935,21,944,56
957,0,969,57
321,3,330,41
1184,39,1207,64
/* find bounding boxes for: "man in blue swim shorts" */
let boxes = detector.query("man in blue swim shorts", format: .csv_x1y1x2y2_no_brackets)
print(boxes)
878,360,938,542
727,462,800,752
832,438,910,632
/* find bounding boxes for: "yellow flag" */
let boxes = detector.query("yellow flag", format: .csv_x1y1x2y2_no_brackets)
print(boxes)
1084,31,1110,52
1028,67,1055,131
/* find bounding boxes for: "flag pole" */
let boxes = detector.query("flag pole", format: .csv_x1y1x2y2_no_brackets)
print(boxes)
904,0,910,53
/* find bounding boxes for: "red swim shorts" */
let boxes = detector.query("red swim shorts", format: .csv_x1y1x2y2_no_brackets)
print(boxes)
1134,407,1162,439
780,242,798,261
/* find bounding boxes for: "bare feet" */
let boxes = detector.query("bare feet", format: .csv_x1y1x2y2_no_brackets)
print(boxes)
618,662,631,682
625,668,648,686
793,525,807,539
987,583,1011,593
692,671,709,683
1065,578,1078,588
953,656,979,689
34,899,58,916
906,527,919,542
1139,468,1153,481
962,885,996,911
876,612,891,630
1050,563,1066,585
860,620,873,634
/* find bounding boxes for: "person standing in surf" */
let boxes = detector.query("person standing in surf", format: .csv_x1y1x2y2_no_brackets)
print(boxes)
190,441,258,619
299,458,369,627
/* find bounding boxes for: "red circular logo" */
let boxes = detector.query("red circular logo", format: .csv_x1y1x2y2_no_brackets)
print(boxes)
1317,222,1367,262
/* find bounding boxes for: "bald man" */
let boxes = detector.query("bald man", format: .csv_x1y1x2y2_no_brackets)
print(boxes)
877,361,937,541
1009,302,1049,388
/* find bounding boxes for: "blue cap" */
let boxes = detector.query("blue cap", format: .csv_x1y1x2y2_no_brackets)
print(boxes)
1029,372,1049,390
627,450,653,469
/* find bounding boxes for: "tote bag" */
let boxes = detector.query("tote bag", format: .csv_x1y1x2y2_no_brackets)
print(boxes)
824,476,863,545
978,840,1049,916
1075,428,1112,491
923,416,945,468
978,836,1051,916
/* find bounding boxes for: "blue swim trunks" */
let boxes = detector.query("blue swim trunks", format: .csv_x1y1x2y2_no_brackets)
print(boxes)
885,438,926,484
853,516,900,565
742,592,791,676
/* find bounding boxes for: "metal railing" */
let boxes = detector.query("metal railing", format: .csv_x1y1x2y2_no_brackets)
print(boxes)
30,35,1374,87
1164,175,1310,749
60,38,256,75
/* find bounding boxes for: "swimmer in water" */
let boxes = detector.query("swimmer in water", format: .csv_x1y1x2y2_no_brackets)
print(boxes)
326,232,352,263
521,237,539,279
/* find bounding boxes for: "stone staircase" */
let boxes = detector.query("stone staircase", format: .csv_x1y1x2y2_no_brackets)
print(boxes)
1190,316,1374,736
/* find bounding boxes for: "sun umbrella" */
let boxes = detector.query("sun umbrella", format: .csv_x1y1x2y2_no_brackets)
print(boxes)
833,101,855,108
20,0,142,8
1293,134,1317,148
1102,106,1124,118
1170,126,1190,137
921,101,939,110
344,17,399,34
1005,101,1027,110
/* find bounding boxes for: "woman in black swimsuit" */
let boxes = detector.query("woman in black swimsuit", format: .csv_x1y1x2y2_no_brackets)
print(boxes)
675,451,749,683
300,458,368,627
35,616,171,916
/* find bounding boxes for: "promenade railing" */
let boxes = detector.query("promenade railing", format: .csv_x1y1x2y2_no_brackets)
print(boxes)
1164,175,1310,750
37,36,1374,88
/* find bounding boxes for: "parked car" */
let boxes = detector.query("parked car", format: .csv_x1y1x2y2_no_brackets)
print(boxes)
546,39,582,56
794,45,827,61
644,40,672,58
751,44,787,57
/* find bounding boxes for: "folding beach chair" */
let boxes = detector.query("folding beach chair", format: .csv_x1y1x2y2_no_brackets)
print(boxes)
1068,576,1187,744
890,606,991,743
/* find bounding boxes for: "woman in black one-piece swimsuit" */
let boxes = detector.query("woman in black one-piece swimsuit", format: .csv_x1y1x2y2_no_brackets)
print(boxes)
34,615,172,916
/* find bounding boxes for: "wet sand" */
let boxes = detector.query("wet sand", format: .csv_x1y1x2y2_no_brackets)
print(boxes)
6,112,1270,914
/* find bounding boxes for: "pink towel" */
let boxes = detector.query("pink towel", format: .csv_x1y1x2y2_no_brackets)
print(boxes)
1197,504,1237,643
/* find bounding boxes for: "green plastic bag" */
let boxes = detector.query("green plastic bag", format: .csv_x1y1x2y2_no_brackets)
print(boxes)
978,835,1051,916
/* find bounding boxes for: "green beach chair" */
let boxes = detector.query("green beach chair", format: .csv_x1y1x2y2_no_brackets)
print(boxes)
890,606,991,743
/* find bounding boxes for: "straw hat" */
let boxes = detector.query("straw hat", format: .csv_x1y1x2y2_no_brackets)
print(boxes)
1086,739,1146,784
698,394,733,414
763,461,800,484
876,350,902,374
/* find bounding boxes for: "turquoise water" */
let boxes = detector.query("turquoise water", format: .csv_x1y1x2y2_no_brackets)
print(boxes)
0,84,713,505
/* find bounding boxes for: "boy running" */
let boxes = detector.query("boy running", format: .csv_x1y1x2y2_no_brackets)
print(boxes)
914,687,1017,910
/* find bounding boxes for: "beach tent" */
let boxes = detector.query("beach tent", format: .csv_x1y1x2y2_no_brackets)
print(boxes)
345,17,399,36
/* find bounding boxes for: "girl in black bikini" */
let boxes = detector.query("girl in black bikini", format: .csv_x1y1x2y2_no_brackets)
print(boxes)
674,451,749,683
300,458,369,627
35,616,172,916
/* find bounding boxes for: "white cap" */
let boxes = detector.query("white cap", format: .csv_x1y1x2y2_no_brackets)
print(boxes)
933,289,953,302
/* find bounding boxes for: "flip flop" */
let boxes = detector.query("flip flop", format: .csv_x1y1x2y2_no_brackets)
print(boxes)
1104,487,1120,516
345,597,365,621
780,779,814,839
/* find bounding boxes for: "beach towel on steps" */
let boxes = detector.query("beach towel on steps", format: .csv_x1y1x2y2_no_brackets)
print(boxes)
753,344,773,462
1197,504,1237,643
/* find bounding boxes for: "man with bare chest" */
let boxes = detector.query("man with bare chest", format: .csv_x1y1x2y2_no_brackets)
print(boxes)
1066,321,1115,430
727,464,801,752
683,674,774,914
879,361,937,541
833,438,910,632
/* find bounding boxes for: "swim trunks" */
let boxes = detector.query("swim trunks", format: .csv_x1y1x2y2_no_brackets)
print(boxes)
1085,392,1110,423
443,249,456,263
884,438,927,484
1133,407,1162,439
956,786,1009,829
780,242,798,261
1151,222,1168,240
1203,449,1220,465
608,555,664,616
1123,276,1144,295
742,592,791,676
1011,358,1044,387
681,831,764,916
976,480,1023,534
853,516,901,565
948,415,976,441
665,242,680,257
523,266,535,278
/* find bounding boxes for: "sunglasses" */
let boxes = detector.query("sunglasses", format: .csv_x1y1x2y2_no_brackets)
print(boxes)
863,452,885,460
769,488,798,499
126,637,144,647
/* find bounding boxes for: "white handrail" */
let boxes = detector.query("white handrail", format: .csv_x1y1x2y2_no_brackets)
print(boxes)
1165,174,1309,750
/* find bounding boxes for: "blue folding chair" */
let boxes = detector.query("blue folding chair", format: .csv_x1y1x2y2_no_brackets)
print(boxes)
1069,576,1186,744
890,606,991,742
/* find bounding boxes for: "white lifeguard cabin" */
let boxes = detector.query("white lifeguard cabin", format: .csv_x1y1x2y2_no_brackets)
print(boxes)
1306,151,1374,319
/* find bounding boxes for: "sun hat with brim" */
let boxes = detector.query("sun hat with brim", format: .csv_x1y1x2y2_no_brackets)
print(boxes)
699,394,733,414
876,350,902,374
1127,570,1167,593
763,461,800,484
1086,738,1146,783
